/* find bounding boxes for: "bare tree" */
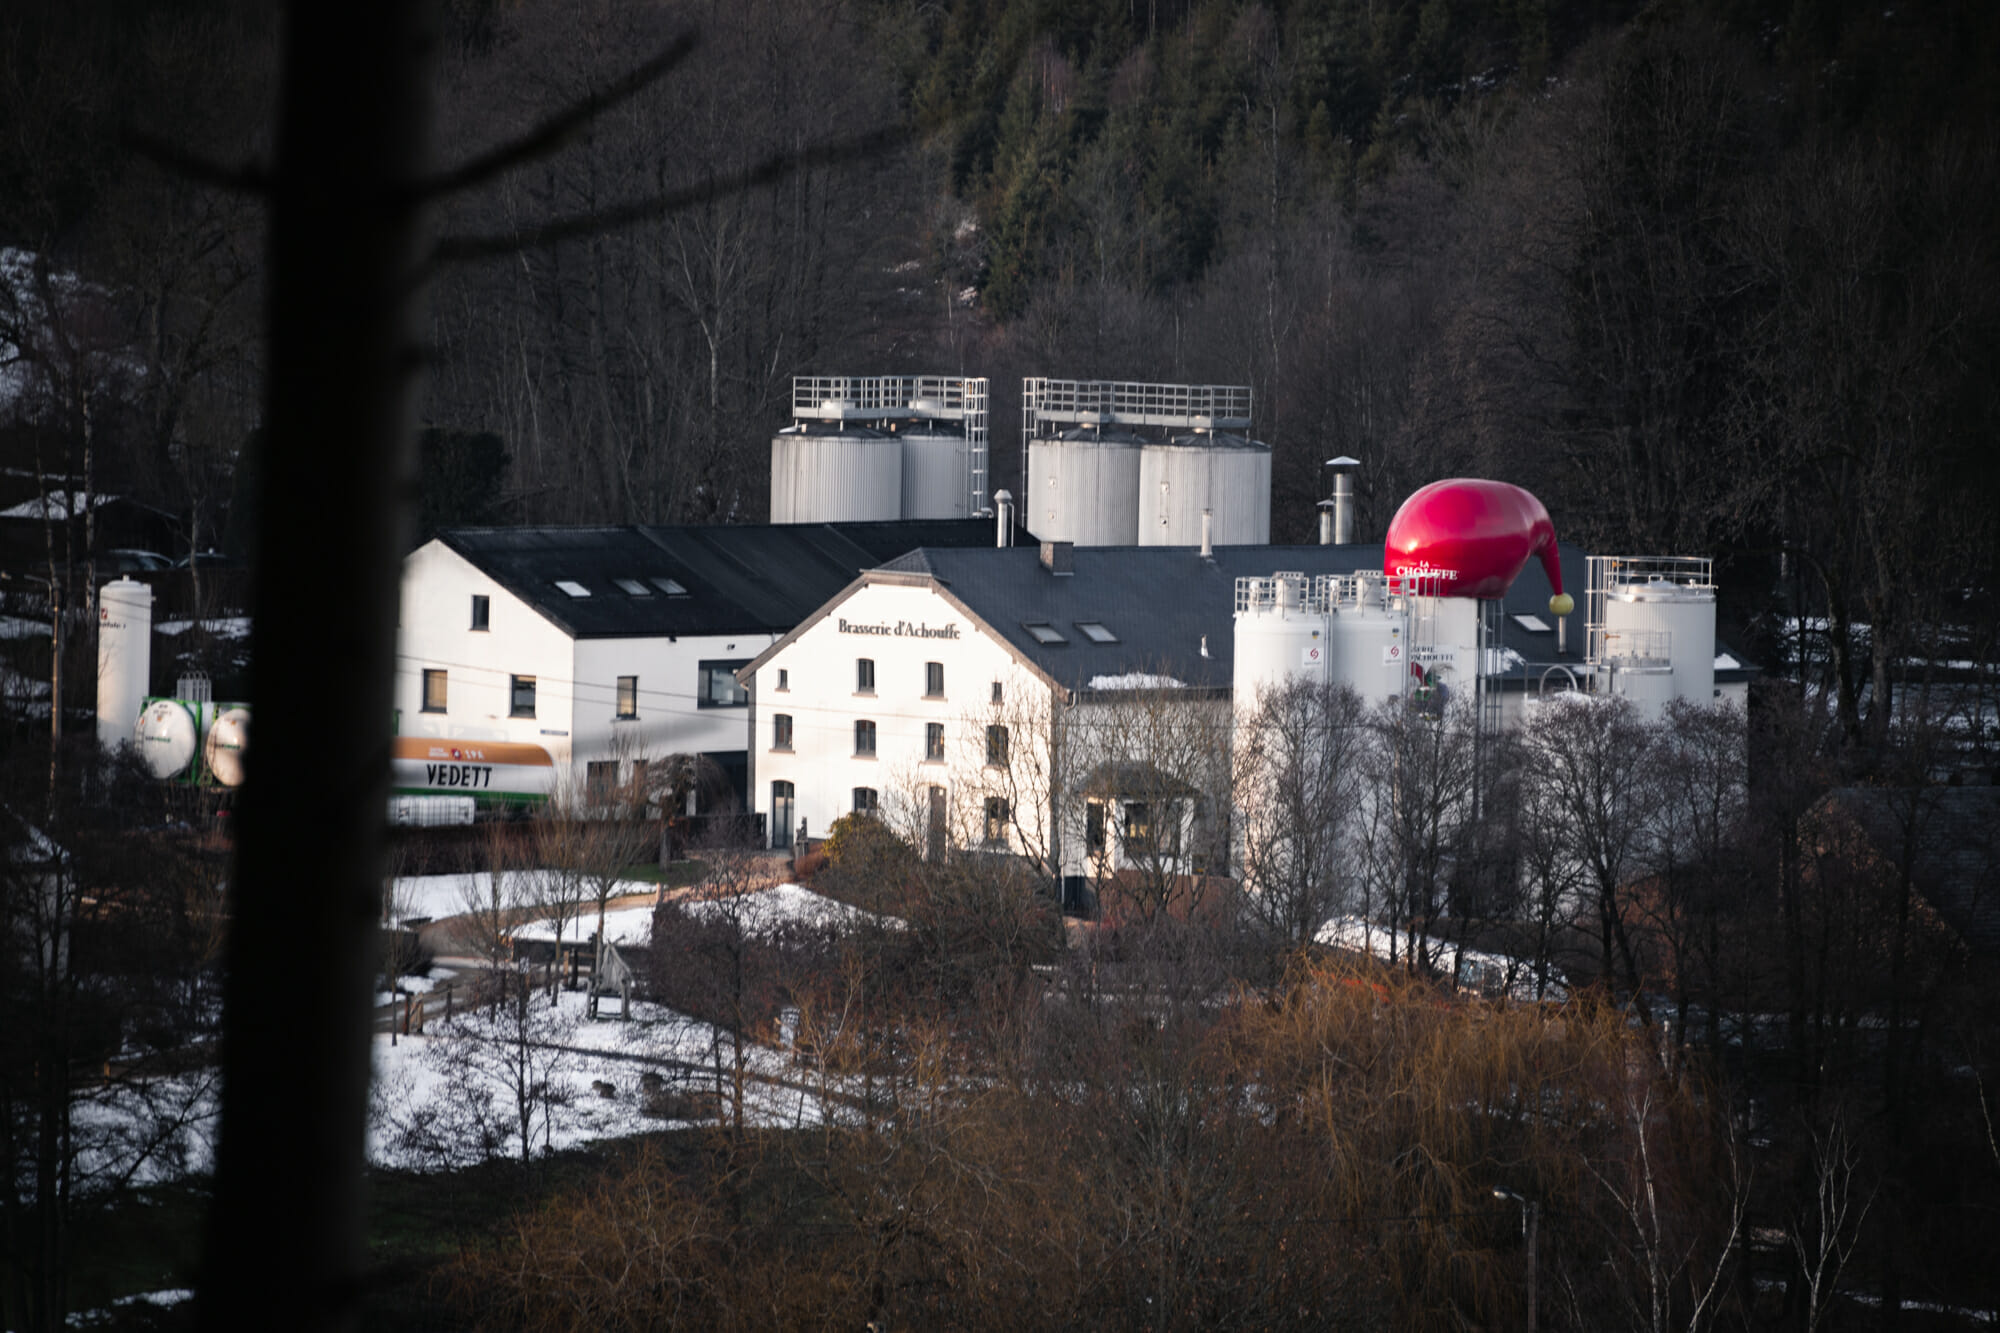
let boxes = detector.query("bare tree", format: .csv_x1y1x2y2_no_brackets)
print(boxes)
1233,676,1369,948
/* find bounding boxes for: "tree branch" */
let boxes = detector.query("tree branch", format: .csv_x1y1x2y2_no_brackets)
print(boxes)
420,31,700,199
121,129,270,194
431,124,907,266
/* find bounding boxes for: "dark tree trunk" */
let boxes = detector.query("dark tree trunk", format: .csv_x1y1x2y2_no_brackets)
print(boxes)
198,5,433,1330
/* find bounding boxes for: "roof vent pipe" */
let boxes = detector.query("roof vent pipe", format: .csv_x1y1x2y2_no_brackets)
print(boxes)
1318,500,1336,546
1200,508,1213,558
994,489,1013,548
1326,456,1359,545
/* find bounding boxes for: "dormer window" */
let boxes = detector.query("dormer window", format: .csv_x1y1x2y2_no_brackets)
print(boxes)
554,580,591,598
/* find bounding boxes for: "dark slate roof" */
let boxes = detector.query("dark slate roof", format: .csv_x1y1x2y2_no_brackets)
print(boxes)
878,541,1756,694
1827,786,2000,954
439,520,1020,639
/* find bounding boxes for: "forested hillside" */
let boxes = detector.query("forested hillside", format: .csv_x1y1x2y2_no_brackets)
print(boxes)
6,0,1997,741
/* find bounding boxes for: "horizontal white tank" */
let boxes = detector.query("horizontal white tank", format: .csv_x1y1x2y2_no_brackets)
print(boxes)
897,425,969,520
135,697,201,779
1026,429,1142,545
769,425,902,523
1605,578,1716,706
1138,434,1272,546
390,736,555,803
205,706,250,787
97,578,153,752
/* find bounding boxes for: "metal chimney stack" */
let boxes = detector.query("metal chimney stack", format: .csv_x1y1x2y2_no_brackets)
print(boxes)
994,489,1013,547
1326,456,1359,545
1200,508,1214,558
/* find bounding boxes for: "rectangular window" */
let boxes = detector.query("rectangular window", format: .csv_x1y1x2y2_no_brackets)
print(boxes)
698,660,750,708
777,668,789,691
470,595,489,631
856,658,875,693
1075,621,1118,643
616,675,638,719
1086,801,1107,853
1124,802,1153,855
992,680,1004,704
421,669,447,714
509,674,536,718
853,787,879,814
925,661,945,697
985,724,1009,767
586,760,617,803
925,722,945,761
984,796,1010,847
772,780,795,850
854,719,876,756
773,713,793,750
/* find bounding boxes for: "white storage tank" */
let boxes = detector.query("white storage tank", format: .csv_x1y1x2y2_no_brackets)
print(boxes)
896,422,970,520
96,578,153,751
1232,574,1327,718
1138,433,1272,547
1026,428,1143,545
135,697,201,779
204,705,250,787
1607,663,1676,721
769,424,902,523
1604,577,1715,706
1325,575,1409,705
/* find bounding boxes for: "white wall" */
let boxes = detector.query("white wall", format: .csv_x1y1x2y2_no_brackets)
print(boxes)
397,540,776,786
747,578,1046,851
570,632,776,775
396,542,577,761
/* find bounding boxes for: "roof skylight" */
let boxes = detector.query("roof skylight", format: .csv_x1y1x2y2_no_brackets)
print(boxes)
650,577,690,597
554,580,591,598
614,577,652,596
1511,614,1552,632
1024,623,1067,645
1075,621,1118,643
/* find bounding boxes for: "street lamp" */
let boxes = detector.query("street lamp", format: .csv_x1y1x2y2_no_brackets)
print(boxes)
1494,1187,1539,1333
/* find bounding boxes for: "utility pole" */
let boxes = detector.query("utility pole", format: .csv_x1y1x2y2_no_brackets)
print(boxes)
1494,1187,1538,1333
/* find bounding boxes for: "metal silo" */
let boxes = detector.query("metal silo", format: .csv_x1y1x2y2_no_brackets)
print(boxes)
1232,574,1328,719
896,421,970,520
1025,428,1143,546
96,577,152,751
1589,557,1717,711
1138,433,1271,546
768,423,902,523
1322,573,1409,705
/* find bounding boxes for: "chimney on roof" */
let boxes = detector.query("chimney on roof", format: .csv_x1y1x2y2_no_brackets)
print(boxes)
994,489,1013,548
1040,540,1073,575
1325,456,1358,545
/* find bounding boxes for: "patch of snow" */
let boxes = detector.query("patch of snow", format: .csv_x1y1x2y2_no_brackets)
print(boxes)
154,617,251,638
516,902,657,948
681,883,904,937
1316,915,1569,1002
0,615,49,639
1714,653,1741,670
1089,672,1185,691
0,491,118,521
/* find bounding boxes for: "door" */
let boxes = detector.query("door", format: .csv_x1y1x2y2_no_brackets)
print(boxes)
772,781,795,850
